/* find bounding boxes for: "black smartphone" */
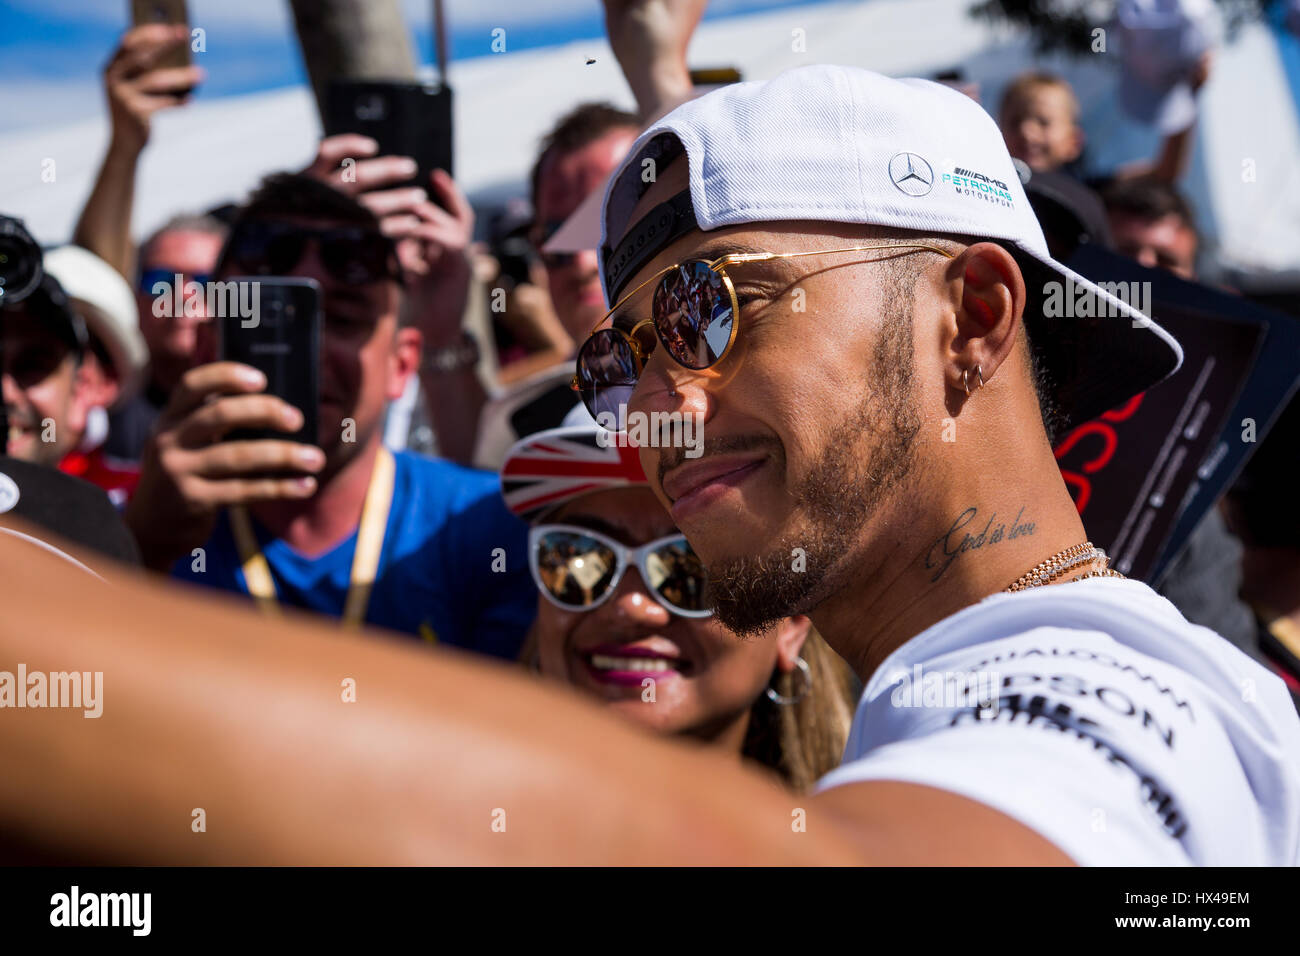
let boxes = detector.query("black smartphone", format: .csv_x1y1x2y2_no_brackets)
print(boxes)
324,79,454,194
218,277,320,446
130,0,193,72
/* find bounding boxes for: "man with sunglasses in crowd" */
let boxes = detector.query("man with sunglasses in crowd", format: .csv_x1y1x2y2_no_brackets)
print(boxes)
8,66,1299,867
104,214,229,462
562,64,1300,863
123,172,536,655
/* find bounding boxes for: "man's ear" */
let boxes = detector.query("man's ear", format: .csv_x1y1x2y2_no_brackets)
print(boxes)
69,353,117,429
772,614,812,674
389,327,422,401
946,242,1024,398
56,357,96,445
77,353,120,410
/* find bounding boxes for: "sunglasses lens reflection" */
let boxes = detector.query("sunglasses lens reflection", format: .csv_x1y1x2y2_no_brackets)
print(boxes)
644,538,710,614
653,261,733,370
576,328,639,420
534,530,617,608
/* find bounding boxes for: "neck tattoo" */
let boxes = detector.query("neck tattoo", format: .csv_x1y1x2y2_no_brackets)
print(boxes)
924,506,1036,583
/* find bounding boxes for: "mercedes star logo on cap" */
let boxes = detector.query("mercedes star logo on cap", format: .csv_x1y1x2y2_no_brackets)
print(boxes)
889,152,934,197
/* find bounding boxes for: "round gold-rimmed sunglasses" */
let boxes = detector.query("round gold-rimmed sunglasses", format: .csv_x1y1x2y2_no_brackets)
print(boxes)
572,243,956,422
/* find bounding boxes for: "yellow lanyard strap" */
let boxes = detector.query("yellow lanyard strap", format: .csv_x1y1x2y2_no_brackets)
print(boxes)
230,446,396,630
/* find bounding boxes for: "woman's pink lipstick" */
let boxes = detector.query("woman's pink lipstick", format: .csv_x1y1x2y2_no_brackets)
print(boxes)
580,644,687,686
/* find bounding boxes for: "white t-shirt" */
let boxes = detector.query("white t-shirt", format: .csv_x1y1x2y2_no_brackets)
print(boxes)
816,578,1300,865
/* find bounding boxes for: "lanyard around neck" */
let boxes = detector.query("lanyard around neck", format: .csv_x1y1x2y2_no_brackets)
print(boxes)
230,446,396,630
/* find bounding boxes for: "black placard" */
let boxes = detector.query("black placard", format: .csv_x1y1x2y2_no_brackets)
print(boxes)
1052,246,1292,583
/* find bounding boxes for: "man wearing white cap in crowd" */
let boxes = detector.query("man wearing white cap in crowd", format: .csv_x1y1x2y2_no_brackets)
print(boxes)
1,273,91,468
40,245,148,506
2,246,145,500
2,65,1298,866
566,63,1300,863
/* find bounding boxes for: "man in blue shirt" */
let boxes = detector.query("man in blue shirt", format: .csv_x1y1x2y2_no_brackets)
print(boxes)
126,168,534,658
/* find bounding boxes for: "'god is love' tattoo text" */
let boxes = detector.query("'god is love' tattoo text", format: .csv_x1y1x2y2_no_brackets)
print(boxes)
924,506,1036,582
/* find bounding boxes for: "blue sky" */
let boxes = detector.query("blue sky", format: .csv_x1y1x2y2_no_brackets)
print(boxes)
0,0,828,132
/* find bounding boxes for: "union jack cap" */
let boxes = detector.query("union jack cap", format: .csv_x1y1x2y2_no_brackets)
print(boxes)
500,425,649,521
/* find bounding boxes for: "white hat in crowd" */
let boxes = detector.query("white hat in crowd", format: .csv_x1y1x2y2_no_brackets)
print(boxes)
41,244,148,406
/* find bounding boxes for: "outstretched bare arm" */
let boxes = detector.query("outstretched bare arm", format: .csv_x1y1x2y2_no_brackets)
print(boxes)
0,522,1071,865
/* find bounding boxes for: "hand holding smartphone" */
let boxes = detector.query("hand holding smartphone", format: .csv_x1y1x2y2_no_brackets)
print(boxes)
128,0,196,95
323,80,454,196
130,0,192,70
218,277,321,445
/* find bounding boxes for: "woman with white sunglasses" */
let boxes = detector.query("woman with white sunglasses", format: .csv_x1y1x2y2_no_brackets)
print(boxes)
501,425,857,792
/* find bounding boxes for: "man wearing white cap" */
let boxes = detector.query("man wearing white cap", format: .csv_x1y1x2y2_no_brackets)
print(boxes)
570,63,1300,864
1,65,1297,867
1,246,146,503
40,245,149,506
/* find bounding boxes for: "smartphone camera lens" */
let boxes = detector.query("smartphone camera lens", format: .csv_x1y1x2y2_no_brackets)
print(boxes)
356,94,387,122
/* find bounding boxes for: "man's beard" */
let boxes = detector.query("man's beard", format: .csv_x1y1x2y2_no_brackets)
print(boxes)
704,315,921,638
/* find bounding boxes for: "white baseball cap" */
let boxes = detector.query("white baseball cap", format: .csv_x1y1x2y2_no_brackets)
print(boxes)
41,244,148,406
597,64,1183,432
1116,0,1220,134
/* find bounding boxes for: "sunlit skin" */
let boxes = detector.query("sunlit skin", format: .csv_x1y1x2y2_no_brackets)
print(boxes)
1107,212,1198,280
616,159,1092,681
999,85,1083,173
533,486,808,751
534,128,639,344
137,229,226,390
1,308,95,466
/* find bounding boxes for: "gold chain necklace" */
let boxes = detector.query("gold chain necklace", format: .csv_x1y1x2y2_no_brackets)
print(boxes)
1004,540,1124,593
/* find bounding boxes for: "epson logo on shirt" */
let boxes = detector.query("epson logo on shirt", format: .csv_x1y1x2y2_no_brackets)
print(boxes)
50,886,151,936
950,691,1189,839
